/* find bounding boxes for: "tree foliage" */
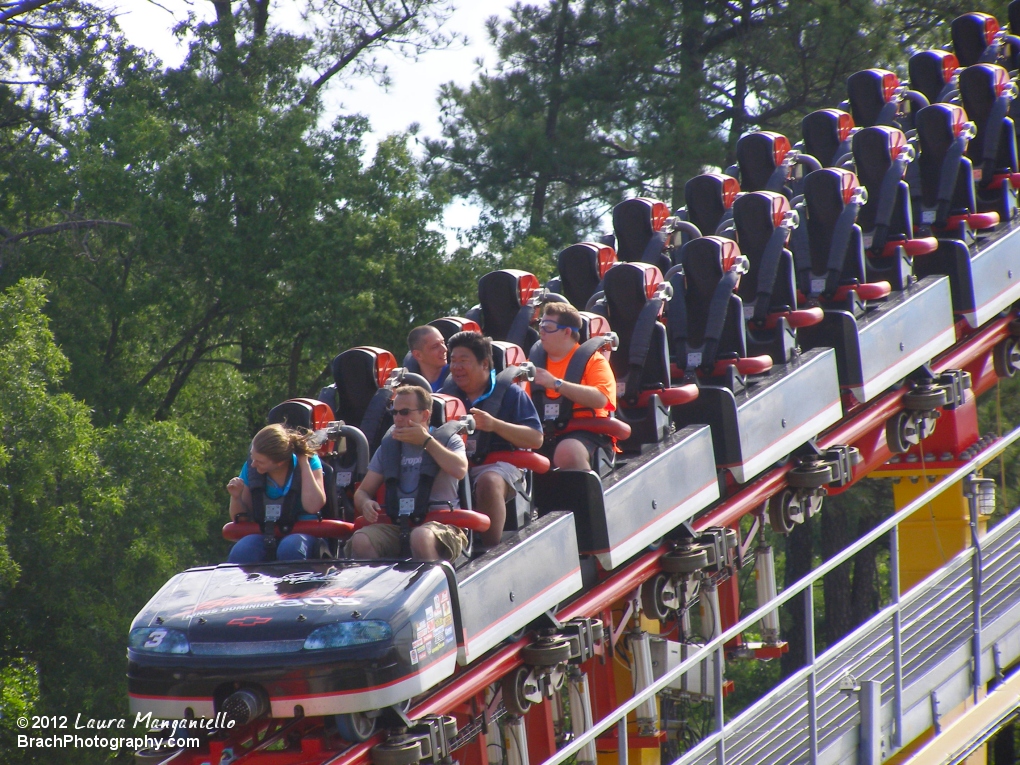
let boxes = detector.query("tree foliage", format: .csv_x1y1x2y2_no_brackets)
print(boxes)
427,0,1012,251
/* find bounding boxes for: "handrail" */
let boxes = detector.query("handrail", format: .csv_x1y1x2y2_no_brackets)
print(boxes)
541,422,1020,765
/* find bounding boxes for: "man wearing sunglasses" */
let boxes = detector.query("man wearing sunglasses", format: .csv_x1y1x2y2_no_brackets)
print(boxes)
349,385,469,561
532,302,617,470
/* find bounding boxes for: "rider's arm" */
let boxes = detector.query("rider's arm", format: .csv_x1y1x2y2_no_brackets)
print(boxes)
559,353,616,411
426,434,468,480
553,379,609,410
354,471,384,523
227,481,252,522
470,386,544,449
298,454,327,514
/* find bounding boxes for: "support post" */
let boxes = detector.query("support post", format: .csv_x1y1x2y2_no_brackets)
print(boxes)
859,680,882,765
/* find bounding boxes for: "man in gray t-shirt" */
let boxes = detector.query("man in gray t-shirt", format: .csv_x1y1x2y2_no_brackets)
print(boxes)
350,385,469,561
365,431,465,506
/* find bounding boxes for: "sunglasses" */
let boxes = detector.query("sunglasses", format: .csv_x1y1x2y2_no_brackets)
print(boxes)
388,406,426,417
538,319,572,334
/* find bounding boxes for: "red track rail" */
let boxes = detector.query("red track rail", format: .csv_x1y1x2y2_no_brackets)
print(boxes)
167,313,1016,765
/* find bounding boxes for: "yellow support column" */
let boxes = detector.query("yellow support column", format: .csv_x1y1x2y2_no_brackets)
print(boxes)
871,462,990,764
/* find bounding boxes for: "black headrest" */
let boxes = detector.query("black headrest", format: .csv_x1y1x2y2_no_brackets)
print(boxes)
612,198,656,261
267,400,315,430
602,261,659,324
959,64,1007,126
430,316,480,340
909,50,959,104
680,236,732,295
852,125,906,192
801,109,853,167
952,12,998,68
804,168,858,235
733,191,785,259
847,69,898,128
557,242,606,309
736,132,789,191
491,340,526,373
478,269,537,338
1011,0,1020,35
684,173,739,235
916,103,964,157
332,347,393,424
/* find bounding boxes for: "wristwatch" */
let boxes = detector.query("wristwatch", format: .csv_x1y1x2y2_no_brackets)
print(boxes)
554,378,563,391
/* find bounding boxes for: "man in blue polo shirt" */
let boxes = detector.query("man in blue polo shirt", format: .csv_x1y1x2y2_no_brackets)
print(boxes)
446,331,543,547
407,325,450,392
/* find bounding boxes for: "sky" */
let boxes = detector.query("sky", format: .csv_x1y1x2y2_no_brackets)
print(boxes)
99,0,519,245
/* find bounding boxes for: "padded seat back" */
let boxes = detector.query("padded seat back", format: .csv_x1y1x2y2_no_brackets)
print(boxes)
952,12,1000,67
678,237,747,361
267,398,335,433
557,242,616,310
801,109,854,167
736,132,791,191
915,103,977,212
959,64,1018,178
491,341,527,373
579,311,611,344
332,347,397,426
847,69,901,128
800,168,867,287
431,393,467,427
430,316,481,340
477,269,541,352
612,197,672,273
909,50,960,105
733,192,798,313
852,126,912,235
601,262,671,390
684,173,740,235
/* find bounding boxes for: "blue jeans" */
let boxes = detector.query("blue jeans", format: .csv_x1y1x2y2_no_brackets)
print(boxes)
227,533,316,563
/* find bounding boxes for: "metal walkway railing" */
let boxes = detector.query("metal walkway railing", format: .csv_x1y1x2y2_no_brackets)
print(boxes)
540,424,1020,765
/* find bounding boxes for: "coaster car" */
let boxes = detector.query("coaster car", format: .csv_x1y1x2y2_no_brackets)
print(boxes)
793,169,956,403
732,191,824,364
912,101,1020,328
669,236,842,482
851,125,937,290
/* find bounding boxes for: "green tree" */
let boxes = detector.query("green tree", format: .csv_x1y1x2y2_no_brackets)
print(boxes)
0,279,218,763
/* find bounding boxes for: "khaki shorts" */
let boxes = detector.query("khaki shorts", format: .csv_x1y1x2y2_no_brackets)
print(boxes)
346,521,467,561
470,461,525,497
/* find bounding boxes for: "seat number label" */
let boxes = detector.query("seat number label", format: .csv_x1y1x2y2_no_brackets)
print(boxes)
811,278,826,294
336,471,353,488
465,437,477,456
264,503,282,522
922,210,936,224
687,352,702,368
399,497,415,516
544,403,561,420
862,232,873,249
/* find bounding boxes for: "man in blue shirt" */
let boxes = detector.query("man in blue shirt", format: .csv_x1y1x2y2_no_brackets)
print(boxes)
446,331,543,547
407,325,450,392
